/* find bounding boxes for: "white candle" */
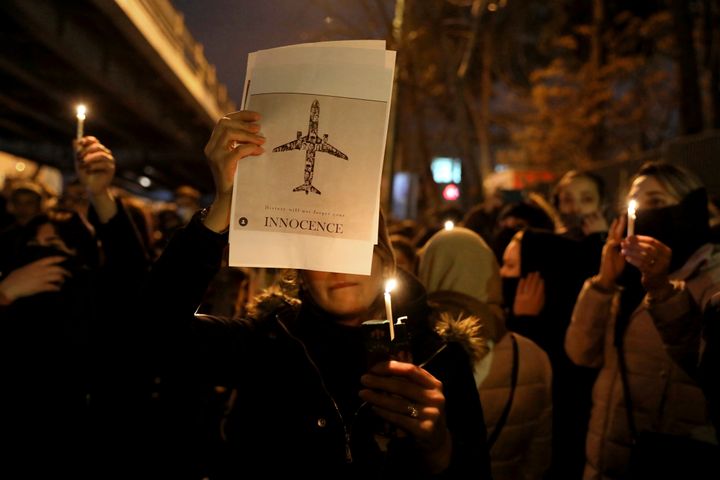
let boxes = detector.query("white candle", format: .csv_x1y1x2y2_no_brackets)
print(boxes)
384,278,397,340
76,104,87,141
627,199,637,237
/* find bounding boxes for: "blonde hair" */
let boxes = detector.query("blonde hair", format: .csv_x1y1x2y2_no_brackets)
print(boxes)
632,161,703,201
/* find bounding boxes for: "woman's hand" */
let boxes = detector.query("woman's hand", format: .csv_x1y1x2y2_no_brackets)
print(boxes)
74,136,116,196
202,111,265,231
359,361,452,473
596,216,626,289
0,257,70,304
513,271,545,316
74,136,117,222
621,235,673,297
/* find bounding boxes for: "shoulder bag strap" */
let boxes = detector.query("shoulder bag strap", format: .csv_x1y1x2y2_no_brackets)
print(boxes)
615,314,639,441
487,333,519,449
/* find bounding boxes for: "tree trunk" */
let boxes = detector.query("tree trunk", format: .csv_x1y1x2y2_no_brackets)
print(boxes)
670,0,704,134
705,0,720,128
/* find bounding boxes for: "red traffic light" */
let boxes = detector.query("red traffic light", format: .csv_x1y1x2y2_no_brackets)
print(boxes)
442,183,460,201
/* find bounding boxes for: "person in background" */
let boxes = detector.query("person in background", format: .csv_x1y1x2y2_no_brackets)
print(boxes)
418,226,552,480
709,193,720,243
501,228,595,479
0,186,12,230
551,170,609,282
0,136,150,478
388,218,420,242
4,178,45,227
0,179,49,273
461,187,505,246
174,184,202,224
566,161,720,480
390,233,418,275
551,170,609,241
412,204,465,250
144,110,492,478
59,178,90,219
489,198,556,264
152,205,184,258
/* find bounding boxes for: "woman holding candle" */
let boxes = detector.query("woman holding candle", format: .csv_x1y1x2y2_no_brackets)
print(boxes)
565,161,720,480
145,110,492,479
0,135,150,477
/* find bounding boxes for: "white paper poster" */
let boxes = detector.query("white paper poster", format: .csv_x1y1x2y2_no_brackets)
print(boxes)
229,41,396,274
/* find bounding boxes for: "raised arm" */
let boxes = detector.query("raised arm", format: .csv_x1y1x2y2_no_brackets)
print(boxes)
75,135,117,223
566,217,626,367
142,111,266,380
202,111,265,232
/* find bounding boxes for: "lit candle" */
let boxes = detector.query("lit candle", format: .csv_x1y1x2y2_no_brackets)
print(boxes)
76,104,87,141
384,278,397,341
627,199,637,237
444,220,454,231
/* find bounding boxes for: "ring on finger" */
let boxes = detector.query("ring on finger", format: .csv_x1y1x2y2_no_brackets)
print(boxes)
407,403,419,418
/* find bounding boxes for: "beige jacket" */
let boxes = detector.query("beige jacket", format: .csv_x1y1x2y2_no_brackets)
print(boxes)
479,332,553,480
565,244,720,480
419,226,553,480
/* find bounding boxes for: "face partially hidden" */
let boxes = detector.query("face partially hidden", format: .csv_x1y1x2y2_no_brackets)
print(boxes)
301,253,385,326
557,177,602,217
500,238,521,278
628,175,680,211
32,223,76,256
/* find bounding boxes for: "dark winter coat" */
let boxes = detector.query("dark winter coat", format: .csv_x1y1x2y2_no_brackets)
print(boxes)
146,212,493,479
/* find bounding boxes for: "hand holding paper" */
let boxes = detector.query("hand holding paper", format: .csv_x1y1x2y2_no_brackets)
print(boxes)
202,110,265,232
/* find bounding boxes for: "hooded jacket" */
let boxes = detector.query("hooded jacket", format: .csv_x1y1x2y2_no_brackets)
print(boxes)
418,227,552,480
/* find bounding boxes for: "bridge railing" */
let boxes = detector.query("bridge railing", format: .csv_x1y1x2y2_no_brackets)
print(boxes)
138,0,235,113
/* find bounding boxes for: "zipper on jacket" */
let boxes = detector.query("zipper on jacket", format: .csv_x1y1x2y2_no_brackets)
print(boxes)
276,315,353,463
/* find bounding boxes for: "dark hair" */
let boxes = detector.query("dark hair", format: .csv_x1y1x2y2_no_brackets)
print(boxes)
434,204,465,224
388,219,419,241
390,234,418,274
23,209,99,268
497,200,556,232
551,170,606,209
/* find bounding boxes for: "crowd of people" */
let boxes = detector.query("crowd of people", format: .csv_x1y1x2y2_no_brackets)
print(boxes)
0,111,719,479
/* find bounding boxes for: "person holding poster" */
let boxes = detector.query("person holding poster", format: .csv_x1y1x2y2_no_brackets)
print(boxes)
145,110,492,478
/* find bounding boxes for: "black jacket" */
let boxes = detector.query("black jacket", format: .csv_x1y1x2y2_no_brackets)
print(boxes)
1,200,151,478
146,212,492,479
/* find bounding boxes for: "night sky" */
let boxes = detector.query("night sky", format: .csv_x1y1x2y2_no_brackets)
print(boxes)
170,0,391,105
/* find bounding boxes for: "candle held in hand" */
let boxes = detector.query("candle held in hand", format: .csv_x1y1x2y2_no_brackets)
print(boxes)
627,199,637,237
384,278,397,340
76,104,87,141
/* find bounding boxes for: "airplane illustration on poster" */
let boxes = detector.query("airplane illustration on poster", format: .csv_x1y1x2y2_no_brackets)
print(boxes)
272,99,349,195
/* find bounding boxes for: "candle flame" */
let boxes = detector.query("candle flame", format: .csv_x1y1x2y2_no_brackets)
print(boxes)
444,220,455,231
384,278,397,294
627,199,637,217
76,104,87,120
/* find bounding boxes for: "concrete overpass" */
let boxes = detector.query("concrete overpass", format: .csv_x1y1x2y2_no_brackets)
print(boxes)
0,0,236,197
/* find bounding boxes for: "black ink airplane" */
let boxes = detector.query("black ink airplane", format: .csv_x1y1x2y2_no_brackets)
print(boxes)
272,99,348,195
